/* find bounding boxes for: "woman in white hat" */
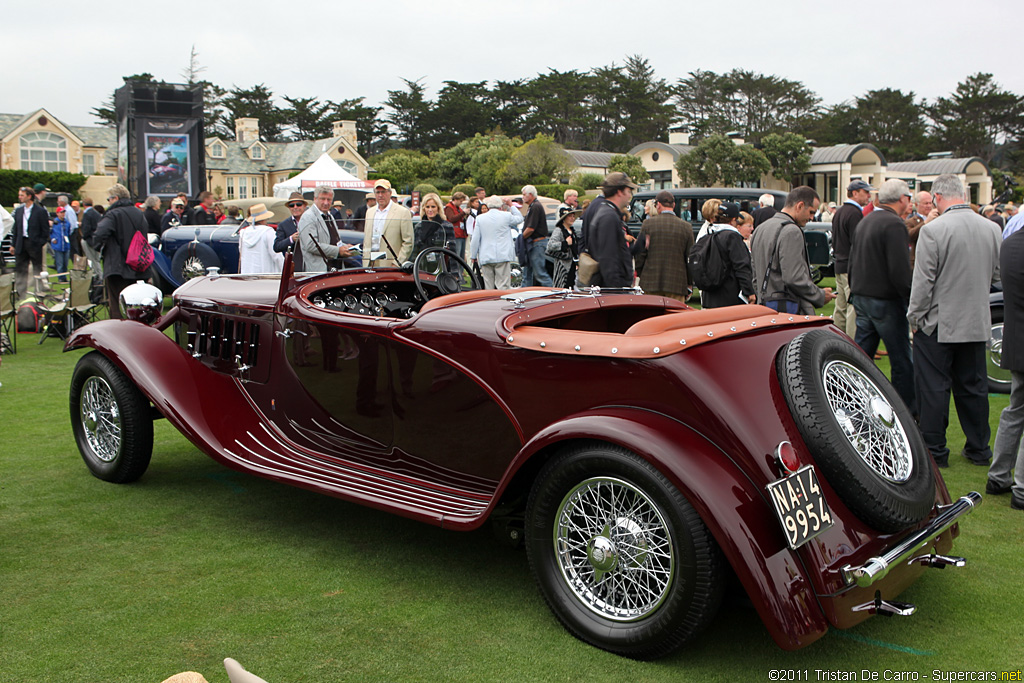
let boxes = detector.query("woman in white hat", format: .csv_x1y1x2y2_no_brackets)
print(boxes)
239,203,284,274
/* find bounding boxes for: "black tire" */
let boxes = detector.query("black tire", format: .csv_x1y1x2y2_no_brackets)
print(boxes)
171,241,220,282
69,351,153,483
776,329,935,533
988,308,1011,394
525,443,724,660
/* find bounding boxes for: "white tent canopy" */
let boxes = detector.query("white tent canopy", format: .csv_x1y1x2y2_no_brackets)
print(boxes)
272,152,374,198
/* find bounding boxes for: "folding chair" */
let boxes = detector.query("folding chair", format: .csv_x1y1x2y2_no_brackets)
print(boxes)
37,290,70,345
69,269,98,330
0,273,16,355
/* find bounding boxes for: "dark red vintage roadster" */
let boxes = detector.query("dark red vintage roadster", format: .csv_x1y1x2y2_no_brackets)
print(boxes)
65,249,980,659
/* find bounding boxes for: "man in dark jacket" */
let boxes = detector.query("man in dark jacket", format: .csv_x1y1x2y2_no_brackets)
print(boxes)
832,179,872,338
987,228,1024,508
634,190,693,301
751,186,835,315
579,172,637,288
751,193,777,228
90,184,152,317
11,186,51,294
192,191,217,225
849,179,915,410
274,192,308,271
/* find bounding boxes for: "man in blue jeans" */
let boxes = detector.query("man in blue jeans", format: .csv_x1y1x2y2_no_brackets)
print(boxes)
520,185,552,287
849,179,915,411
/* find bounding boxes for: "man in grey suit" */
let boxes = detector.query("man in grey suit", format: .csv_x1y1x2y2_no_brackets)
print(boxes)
987,229,1024,509
907,174,1002,468
298,185,353,272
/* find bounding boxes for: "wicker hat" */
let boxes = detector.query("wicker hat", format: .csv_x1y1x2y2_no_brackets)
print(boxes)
247,203,274,223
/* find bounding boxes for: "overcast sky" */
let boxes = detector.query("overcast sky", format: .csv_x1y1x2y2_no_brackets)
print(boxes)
3,0,1020,132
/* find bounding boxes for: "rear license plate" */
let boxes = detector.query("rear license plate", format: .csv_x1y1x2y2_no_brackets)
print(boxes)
766,465,834,549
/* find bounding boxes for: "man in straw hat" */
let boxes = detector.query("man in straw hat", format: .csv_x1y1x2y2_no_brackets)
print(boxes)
239,203,284,274
274,191,308,271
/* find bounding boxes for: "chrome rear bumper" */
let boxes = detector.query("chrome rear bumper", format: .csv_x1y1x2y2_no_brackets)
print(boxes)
841,492,981,588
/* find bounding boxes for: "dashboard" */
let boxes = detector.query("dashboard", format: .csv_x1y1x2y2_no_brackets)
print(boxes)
309,282,424,318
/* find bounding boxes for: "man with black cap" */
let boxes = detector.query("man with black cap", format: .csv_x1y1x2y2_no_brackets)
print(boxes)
274,192,309,271
700,202,756,308
634,190,693,301
579,172,637,288
832,179,873,338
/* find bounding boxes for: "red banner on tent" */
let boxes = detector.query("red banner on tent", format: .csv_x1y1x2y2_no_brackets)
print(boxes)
300,179,374,189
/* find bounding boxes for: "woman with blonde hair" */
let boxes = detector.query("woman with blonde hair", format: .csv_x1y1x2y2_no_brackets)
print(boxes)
414,192,455,258
696,198,722,242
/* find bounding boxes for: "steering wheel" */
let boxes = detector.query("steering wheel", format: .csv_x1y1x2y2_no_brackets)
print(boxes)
412,247,481,301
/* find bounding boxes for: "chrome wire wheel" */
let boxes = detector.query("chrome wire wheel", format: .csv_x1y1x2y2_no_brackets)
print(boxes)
80,375,122,463
553,476,674,622
822,359,913,483
181,255,207,280
988,322,1012,393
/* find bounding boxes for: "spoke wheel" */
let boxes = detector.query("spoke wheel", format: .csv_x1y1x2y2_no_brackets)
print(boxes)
555,477,674,621
80,375,122,463
776,329,935,533
987,310,1011,394
822,360,913,483
70,351,153,483
527,444,723,659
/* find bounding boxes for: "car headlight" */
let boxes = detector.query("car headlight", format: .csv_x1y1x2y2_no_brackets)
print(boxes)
119,282,164,325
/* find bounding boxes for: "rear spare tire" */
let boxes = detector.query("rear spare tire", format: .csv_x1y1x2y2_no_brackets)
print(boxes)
776,329,935,533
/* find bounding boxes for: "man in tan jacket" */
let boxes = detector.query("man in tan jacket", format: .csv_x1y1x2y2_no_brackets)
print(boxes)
362,179,413,266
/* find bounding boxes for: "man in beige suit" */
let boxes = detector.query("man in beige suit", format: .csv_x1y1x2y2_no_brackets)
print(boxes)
362,179,413,266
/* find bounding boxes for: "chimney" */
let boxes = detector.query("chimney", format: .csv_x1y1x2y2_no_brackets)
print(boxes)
668,127,689,146
235,117,260,144
333,120,358,149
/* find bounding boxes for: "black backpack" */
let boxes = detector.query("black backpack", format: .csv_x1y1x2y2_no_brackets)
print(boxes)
688,230,728,290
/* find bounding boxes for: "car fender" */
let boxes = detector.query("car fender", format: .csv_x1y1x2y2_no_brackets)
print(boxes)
64,320,253,463
506,407,828,650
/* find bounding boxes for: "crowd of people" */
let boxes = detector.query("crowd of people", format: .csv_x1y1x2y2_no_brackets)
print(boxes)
4,172,1022,508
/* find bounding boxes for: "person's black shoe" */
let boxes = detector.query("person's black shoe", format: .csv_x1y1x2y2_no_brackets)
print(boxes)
1011,498,1024,511
933,459,949,469
961,450,991,467
986,480,1012,495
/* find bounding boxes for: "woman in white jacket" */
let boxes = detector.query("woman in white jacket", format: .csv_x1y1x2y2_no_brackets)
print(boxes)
239,203,284,274
470,195,524,290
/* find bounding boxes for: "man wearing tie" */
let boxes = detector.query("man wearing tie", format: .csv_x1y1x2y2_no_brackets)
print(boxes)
11,186,51,294
298,185,352,272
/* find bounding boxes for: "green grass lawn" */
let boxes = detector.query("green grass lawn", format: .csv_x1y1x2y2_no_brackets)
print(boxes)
0,301,1020,682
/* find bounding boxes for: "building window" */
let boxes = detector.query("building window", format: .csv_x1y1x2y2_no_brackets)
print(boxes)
337,159,358,175
209,141,226,158
83,154,96,175
251,176,261,196
251,145,263,160
226,177,235,199
239,176,248,199
20,131,67,171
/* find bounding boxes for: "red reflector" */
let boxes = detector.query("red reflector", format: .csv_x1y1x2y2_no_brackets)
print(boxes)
776,441,800,473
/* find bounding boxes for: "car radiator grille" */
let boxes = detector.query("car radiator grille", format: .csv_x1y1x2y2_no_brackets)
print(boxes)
179,310,268,382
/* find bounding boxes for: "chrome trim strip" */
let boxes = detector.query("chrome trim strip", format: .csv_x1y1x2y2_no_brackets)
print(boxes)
841,492,981,588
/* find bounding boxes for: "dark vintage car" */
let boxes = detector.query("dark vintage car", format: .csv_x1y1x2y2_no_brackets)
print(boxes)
65,250,980,659
156,196,364,290
989,287,1010,394
627,188,834,274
